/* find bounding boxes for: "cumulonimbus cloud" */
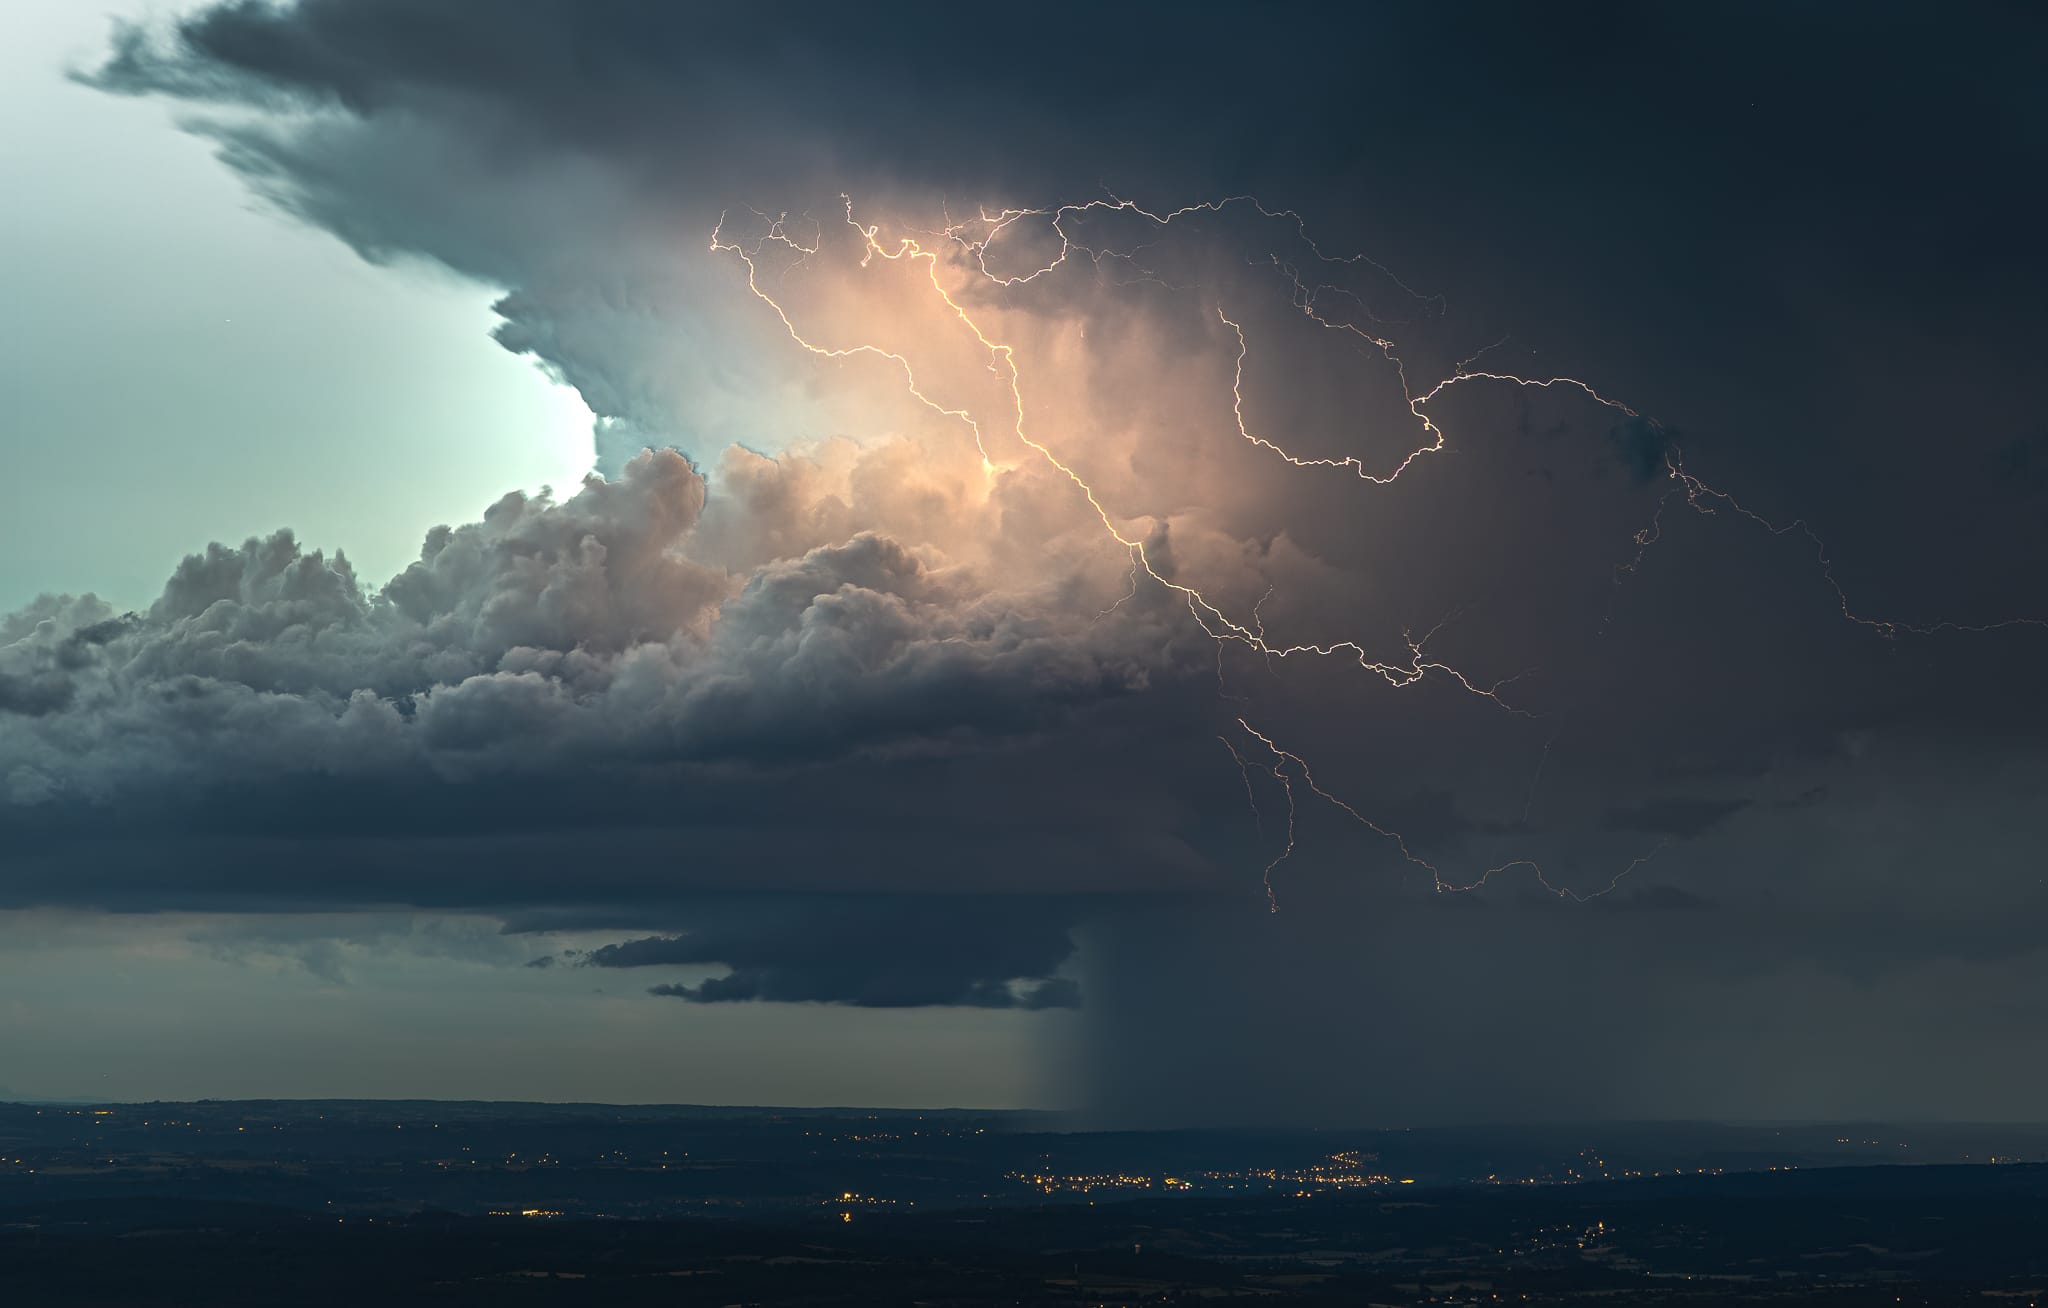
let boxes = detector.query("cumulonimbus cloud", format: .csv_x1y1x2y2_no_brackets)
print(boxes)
17,0,2043,1032
0,439,1188,802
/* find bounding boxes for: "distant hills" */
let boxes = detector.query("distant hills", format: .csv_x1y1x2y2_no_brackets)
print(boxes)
0,1086,92,1106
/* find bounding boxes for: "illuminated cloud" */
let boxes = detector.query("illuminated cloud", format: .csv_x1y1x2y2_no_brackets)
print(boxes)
0,438,1189,802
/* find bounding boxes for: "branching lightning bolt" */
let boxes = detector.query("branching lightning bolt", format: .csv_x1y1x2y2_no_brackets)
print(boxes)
712,192,2042,911
712,198,1526,707
1235,718,1669,907
1217,735,1263,834
1661,456,2048,639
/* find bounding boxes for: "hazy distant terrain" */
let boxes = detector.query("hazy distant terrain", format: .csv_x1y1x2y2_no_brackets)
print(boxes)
5,1102,2048,1303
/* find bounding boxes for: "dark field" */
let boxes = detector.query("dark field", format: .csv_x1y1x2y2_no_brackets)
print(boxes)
5,1103,2048,1305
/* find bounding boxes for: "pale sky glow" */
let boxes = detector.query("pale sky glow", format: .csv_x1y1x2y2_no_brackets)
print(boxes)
0,911,1067,1106
0,1,596,613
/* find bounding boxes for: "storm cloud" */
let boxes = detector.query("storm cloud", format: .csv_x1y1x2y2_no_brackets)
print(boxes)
572,896,1083,1009
1,0,2040,1118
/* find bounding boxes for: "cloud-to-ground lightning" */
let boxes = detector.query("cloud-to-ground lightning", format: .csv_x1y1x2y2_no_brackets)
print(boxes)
1236,717,1670,906
713,193,2042,910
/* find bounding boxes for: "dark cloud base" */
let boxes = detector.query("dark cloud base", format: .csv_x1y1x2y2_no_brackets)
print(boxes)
571,897,1084,1010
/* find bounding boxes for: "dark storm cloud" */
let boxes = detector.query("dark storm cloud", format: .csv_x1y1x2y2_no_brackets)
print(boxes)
1602,797,1749,838
0,444,1224,891
1607,418,1675,486
30,0,2048,1088
91,2,2044,202
0,451,1152,782
0,615,137,717
0,441,1225,1004
85,0,1310,469
579,896,1082,1009
0,672,74,718
82,0,1297,190
1993,429,2048,491
87,0,2043,483
1592,884,1716,913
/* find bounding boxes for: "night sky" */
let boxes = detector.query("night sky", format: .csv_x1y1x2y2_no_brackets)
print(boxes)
1,1,2044,1122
